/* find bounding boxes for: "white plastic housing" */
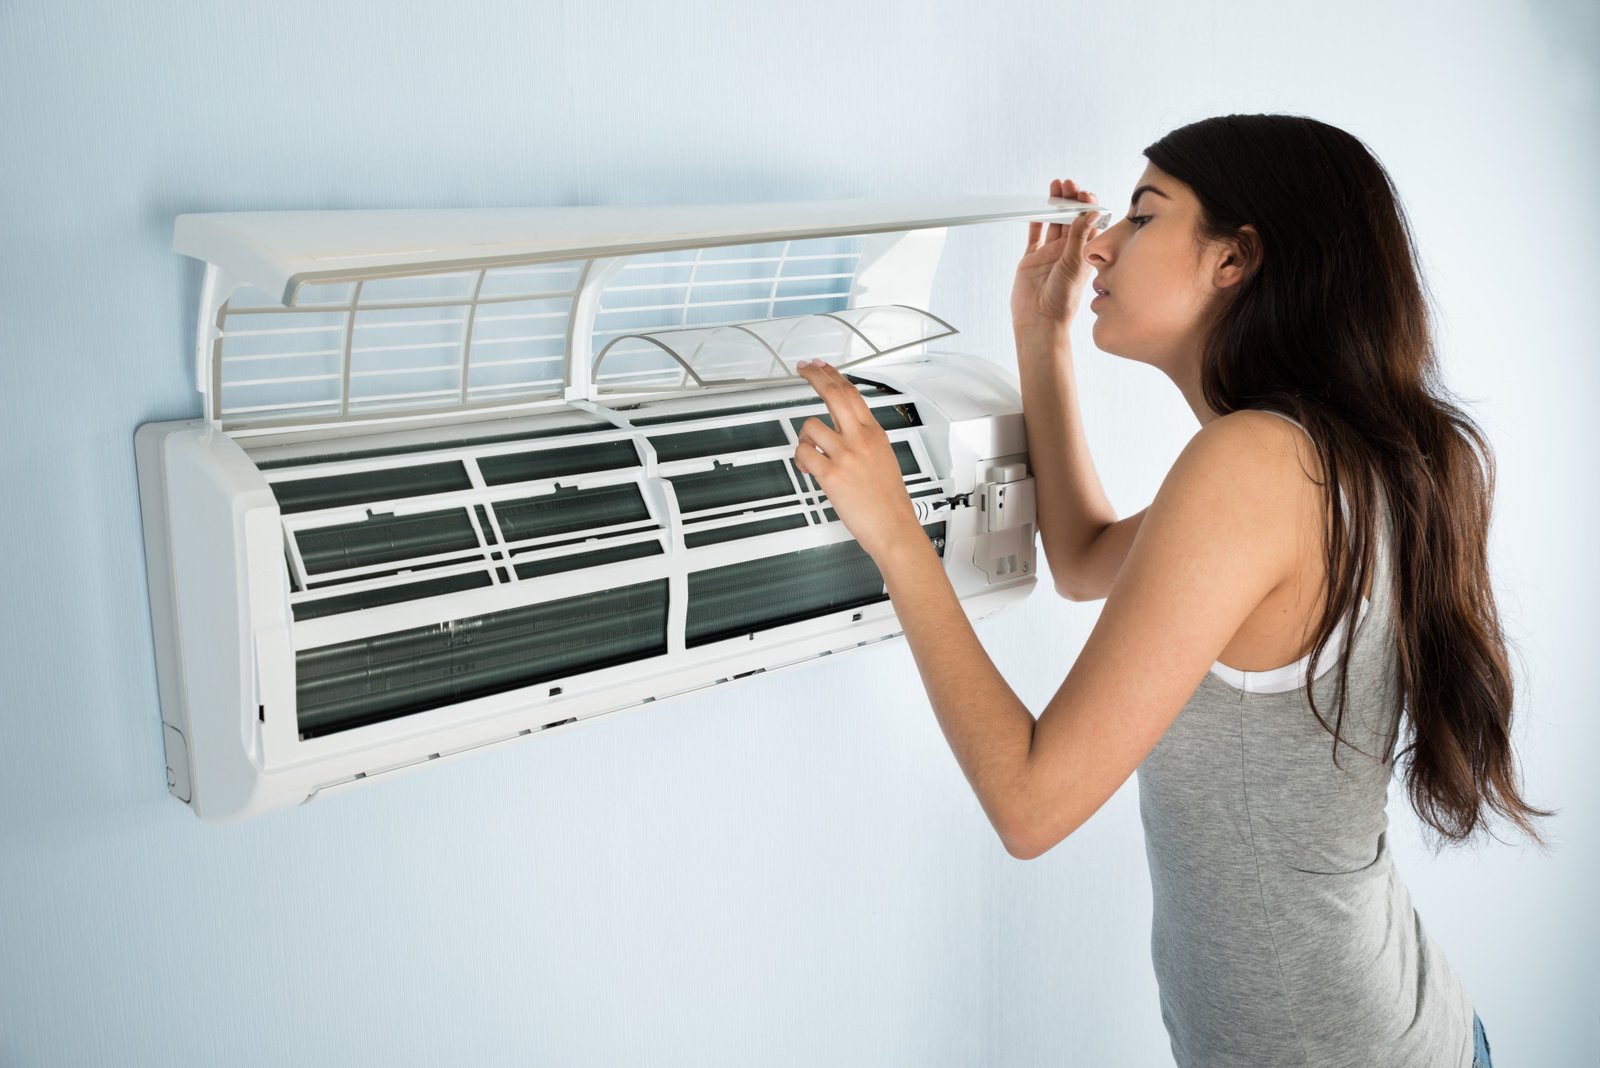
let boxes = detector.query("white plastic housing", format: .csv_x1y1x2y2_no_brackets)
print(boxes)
137,196,1094,821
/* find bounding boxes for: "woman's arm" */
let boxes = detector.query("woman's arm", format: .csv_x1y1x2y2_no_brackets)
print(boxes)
790,362,1303,859
1016,329,1146,602
1012,179,1142,602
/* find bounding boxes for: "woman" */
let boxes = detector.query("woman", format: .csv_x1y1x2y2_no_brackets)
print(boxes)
791,114,1547,1067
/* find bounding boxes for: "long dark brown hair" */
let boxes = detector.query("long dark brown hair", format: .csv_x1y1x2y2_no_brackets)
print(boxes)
1144,114,1551,846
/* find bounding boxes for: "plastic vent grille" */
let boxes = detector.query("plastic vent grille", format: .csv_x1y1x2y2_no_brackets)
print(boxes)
213,261,586,426
277,440,662,620
593,305,955,393
268,385,949,740
269,394,929,622
592,236,862,391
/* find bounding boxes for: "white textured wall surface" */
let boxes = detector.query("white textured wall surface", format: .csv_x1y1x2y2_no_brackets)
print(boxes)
1,1,1594,1064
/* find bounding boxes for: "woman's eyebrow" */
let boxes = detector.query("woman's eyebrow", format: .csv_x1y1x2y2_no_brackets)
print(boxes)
1129,183,1172,207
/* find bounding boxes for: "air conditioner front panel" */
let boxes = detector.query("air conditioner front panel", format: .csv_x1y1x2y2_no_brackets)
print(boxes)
140,356,1032,820
144,199,1064,820
263,377,955,738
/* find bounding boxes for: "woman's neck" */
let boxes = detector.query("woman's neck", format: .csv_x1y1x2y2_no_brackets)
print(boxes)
1166,358,1222,425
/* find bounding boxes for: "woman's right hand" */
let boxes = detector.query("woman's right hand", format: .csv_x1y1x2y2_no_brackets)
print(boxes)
1011,178,1101,340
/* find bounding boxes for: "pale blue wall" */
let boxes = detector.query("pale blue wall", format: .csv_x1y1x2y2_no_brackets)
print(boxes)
2,1,1595,1064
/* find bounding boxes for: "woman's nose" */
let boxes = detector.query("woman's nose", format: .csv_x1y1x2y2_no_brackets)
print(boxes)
1085,229,1112,266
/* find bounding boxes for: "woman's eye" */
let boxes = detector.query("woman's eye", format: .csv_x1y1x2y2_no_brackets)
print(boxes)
1128,214,1151,228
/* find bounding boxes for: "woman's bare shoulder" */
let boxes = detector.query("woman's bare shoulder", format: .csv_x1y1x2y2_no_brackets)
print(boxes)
1148,410,1325,558
1174,409,1320,485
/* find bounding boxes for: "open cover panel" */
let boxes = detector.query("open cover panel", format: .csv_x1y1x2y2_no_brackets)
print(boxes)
182,197,1109,433
176,197,1112,305
209,235,873,429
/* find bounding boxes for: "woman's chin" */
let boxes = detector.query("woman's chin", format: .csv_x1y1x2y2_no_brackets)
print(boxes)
1084,329,1149,366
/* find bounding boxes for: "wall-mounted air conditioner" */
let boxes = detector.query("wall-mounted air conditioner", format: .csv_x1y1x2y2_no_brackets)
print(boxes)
136,196,1111,821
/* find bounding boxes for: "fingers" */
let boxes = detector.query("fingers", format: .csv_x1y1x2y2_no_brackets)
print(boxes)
793,433,833,483
1030,177,1059,252
1045,177,1100,246
820,361,879,429
1036,178,1062,242
792,381,847,488
1077,209,1099,242
1074,188,1101,249
796,414,845,459
1077,186,1100,237
1042,176,1069,243
1047,178,1065,243
793,358,852,433
795,359,871,433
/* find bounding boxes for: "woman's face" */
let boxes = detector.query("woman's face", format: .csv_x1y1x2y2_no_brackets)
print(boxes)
1084,162,1242,376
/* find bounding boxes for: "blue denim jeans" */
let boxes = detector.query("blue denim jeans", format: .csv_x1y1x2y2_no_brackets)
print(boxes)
1472,1011,1493,1067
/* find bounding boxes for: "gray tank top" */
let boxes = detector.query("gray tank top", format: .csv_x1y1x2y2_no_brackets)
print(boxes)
1136,412,1476,1067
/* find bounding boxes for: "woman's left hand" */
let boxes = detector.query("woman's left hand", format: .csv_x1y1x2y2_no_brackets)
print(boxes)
792,359,922,562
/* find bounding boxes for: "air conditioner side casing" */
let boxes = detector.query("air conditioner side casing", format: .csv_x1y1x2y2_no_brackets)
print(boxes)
137,421,284,819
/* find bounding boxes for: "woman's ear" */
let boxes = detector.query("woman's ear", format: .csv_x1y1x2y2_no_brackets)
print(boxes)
1213,224,1262,291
